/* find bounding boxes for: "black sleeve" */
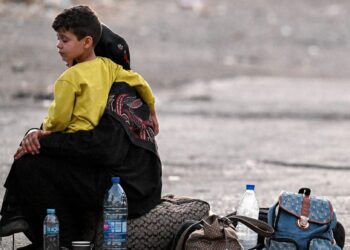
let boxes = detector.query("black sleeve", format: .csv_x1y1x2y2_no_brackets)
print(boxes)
39,114,130,166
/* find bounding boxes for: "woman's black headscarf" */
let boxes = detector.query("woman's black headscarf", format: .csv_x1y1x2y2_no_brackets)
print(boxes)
95,24,131,70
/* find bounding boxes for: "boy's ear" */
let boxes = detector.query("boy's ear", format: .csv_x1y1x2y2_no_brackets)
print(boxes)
83,36,94,48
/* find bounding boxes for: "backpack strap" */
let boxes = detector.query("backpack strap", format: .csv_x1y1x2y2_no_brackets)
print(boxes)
227,215,274,237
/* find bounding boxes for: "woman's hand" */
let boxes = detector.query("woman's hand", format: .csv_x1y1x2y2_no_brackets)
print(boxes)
150,108,159,136
14,146,28,160
14,129,52,160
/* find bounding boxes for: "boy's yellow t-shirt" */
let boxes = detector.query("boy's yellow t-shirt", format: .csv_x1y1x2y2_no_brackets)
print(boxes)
43,57,155,133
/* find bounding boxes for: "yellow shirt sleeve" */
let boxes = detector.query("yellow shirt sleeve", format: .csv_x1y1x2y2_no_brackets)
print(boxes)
114,67,155,111
42,79,78,132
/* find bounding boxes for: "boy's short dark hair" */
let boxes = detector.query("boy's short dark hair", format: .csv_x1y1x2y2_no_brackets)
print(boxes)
52,5,101,46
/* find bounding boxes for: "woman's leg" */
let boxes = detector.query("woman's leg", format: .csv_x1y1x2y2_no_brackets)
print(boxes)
2,154,107,247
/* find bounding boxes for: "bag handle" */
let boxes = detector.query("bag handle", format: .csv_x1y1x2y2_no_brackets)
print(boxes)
173,214,274,250
174,221,203,250
227,215,274,237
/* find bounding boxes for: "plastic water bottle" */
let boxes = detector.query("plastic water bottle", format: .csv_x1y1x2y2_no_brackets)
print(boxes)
43,208,59,250
103,176,128,250
236,184,259,249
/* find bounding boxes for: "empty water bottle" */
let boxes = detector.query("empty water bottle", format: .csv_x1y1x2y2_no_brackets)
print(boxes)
236,184,259,249
103,176,128,250
43,208,59,250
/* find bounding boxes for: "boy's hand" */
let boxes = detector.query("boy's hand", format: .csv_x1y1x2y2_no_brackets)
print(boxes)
150,109,159,135
14,130,52,160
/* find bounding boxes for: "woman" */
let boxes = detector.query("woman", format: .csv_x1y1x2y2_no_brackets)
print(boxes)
0,24,162,249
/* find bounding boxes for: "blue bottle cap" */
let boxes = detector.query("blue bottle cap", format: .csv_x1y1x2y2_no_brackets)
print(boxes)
112,176,120,184
246,184,255,190
47,208,55,214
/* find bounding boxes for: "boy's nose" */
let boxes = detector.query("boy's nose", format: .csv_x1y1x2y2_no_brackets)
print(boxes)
56,40,63,49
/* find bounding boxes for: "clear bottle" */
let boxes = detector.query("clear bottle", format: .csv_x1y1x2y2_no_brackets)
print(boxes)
236,184,259,249
43,208,59,250
103,177,128,250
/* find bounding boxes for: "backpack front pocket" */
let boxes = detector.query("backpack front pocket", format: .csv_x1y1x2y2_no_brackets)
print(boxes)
267,238,298,250
308,238,341,250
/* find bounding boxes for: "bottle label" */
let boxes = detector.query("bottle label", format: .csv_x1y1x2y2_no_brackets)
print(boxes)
44,225,59,236
103,219,127,242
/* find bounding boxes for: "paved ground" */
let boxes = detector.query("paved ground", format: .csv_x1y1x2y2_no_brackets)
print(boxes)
0,76,349,248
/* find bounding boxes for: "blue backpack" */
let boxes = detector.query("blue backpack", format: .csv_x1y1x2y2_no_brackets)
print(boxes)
264,188,341,250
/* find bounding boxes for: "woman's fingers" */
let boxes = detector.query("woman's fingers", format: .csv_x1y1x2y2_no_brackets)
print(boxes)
150,109,160,136
152,115,159,135
20,130,52,155
21,131,41,154
14,146,27,160
22,135,36,154
30,132,41,153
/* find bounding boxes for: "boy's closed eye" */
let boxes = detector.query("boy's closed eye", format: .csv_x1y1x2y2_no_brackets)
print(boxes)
57,34,69,43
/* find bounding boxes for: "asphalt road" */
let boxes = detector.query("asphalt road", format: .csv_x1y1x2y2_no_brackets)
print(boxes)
0,76,349,248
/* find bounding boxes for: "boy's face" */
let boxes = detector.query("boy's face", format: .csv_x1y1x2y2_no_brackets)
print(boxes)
56,29,89,64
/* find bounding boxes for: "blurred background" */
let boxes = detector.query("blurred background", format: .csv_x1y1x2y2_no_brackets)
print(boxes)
1,0,350,101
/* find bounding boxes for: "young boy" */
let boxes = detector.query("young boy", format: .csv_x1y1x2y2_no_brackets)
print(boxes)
44,5,157,134
15,5,159,160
